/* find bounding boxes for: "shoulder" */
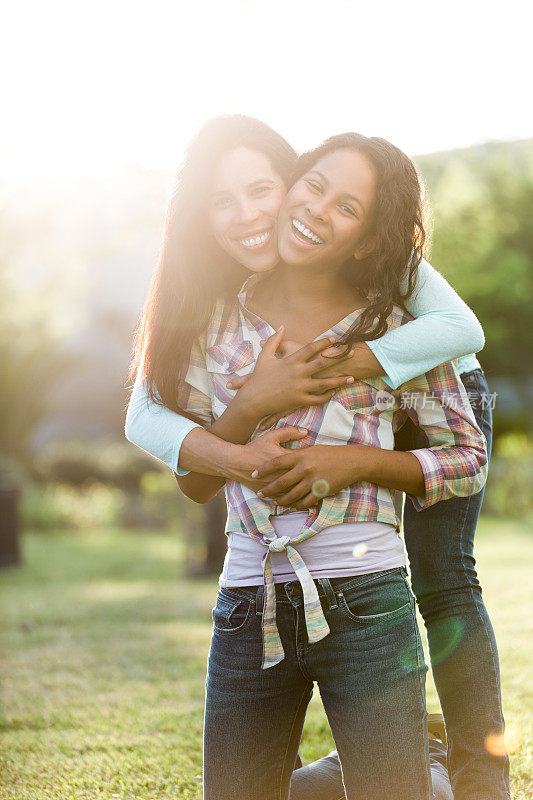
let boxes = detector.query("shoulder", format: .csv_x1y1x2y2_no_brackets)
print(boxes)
385,304,415,331
364,292,414,333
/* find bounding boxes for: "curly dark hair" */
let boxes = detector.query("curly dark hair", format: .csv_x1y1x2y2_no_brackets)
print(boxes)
294,133,431,353
128,115,298,416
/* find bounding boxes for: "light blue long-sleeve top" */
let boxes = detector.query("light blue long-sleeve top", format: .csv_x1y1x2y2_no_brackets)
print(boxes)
124,258,483,475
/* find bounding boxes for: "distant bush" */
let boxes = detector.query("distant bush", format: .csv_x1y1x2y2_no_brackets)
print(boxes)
15,435,188,531
21,455,187,531
32,439,162,491
21,482,125,530
483,433,533,517
138,470,205,527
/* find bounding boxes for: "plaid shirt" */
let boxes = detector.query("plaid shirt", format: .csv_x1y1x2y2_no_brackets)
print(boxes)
179,273,488,668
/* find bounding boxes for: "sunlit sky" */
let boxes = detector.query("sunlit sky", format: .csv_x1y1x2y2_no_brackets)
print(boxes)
2,0,531,181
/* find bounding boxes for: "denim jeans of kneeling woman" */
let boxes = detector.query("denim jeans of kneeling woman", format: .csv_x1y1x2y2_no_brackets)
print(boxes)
289,738,452,800
397,367,509,800
203,568,432,800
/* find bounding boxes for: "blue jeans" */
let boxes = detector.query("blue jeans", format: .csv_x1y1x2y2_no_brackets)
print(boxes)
399,368,509,800
289,739,452,800
203,568,432,800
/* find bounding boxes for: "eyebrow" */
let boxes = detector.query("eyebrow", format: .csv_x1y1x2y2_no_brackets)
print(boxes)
211,178,276,197
307,170,366,214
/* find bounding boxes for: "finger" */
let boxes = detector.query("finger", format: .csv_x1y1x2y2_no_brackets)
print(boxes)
260,325,285,356
251,452,298,479
300,389,337,405
320,343,354,359
270,426,308,445
286,337,337,364
310,376,355,393
305,347,356,375
226,374,250,390
259,411,292,430
267,481,311,507
291,492,319,510
257,469,302,499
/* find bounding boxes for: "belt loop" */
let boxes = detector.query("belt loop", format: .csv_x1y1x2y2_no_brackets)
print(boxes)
318,578,338,610
255,584,264,615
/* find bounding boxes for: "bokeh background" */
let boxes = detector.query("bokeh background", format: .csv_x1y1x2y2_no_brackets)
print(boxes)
1,1,531,798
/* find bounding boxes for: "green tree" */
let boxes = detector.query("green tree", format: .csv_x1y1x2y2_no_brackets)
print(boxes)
417,139,533,380
0,266,74,464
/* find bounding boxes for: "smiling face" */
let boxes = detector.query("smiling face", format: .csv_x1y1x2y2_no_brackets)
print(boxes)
276,148,377,271
208,146,287,272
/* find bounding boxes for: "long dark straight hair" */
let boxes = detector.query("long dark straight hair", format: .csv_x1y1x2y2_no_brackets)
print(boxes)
295,133,431,352
128,115,297,417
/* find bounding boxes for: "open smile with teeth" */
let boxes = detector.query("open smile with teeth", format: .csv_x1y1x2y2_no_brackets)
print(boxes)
239,230,271,248
291,218,324,245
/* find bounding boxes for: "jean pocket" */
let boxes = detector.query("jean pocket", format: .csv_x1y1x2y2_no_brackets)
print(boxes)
212,589,254,635
337,571,413,624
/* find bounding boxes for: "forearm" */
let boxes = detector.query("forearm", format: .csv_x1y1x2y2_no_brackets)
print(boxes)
354,445,425,497
253,441,426,510
366,315,483,390
366,258,485,389
125,376,202,472
176,427,242,476
208,392,263,445
176,394,264,502
175,426,248,504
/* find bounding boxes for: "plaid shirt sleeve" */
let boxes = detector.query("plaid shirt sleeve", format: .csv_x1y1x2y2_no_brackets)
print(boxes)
397,361,488,511
177,334,214,428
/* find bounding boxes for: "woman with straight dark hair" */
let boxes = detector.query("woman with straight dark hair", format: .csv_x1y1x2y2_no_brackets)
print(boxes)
130,115,299,418
126,117,508,800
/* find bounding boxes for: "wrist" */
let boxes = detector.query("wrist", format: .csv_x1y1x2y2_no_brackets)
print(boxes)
347,342,385,380
233,383,269,422
214,442,251,482
344,443,372,483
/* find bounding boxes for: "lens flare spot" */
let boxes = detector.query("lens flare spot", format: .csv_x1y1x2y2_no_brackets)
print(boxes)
352,542,369,558
312,479,330,498
484,732,507,757
484,725,522,757
429,617,464,665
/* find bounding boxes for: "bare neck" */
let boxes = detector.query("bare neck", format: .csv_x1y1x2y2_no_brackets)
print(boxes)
265,263,366,316
247,263,368,344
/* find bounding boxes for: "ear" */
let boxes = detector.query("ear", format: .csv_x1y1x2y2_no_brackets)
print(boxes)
353,236,376,260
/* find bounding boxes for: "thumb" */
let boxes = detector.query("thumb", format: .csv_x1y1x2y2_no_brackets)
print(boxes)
226,375,249,390
260,325,285,356
271,425,308,444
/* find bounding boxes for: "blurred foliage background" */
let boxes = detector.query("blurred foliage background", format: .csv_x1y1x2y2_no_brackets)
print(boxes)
1,138,532,554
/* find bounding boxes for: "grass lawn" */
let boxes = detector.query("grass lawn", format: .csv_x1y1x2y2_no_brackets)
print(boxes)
1,516,531,799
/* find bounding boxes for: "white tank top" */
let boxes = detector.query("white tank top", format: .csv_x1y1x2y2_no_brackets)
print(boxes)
219,511,406,587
